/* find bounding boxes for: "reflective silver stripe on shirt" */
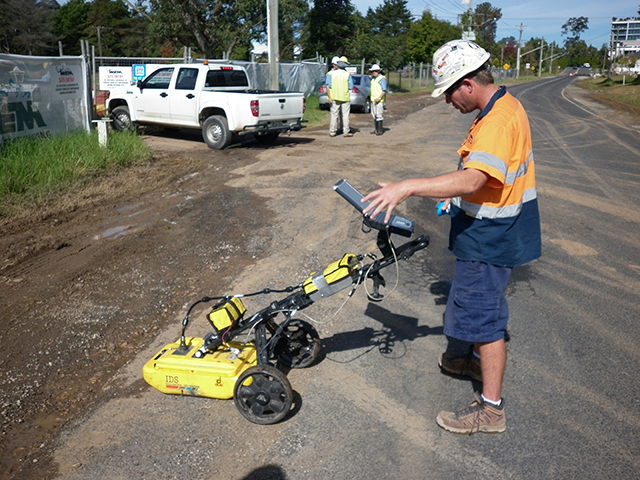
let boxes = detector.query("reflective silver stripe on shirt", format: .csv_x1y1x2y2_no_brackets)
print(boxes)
451,186,538,219
466,151,508,177
466,150,534,185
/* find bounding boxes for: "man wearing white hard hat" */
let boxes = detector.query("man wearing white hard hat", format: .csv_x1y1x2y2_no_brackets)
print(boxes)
325,56,354,137
363,39,541,434
369,64,387,135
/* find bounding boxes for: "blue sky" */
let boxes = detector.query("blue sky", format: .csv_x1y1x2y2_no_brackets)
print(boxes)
352,0,638,48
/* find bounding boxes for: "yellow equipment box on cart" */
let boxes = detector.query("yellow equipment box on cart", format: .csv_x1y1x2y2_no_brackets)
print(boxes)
302,253,358,301
143,337,257,399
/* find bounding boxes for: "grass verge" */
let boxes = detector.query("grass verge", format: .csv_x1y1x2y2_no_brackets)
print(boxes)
304,94,328,128
0,129,152,218
575,75,640,114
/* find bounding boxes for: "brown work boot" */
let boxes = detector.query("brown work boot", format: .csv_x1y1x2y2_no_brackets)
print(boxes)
436,394,506,434
439,348,482,382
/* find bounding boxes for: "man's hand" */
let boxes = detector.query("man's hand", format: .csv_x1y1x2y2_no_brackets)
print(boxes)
362,181,411,224
361,170,490,223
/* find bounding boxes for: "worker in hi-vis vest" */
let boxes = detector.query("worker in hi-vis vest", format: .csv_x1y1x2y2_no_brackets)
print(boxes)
369,64,387,135
325,56,354,137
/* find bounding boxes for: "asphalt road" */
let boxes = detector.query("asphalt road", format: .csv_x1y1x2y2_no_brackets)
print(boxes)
51,77,640,480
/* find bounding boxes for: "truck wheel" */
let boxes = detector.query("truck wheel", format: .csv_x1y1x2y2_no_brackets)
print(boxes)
202,115,231,149
111,106,135,132
254,132,279,145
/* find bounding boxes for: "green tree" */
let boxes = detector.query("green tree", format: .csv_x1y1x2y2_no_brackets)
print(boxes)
366,0,413,37
562,16,589,41
520,37,543,73
52,0,91,55
359,0,413,70
304,0,355,59
496,36,517,68
146,0,194,57
561,16,589,65
474,2,501,47
278,0,309,61
0,0,59,55
405,11,459,64
148,0,267,59
87,0,149,57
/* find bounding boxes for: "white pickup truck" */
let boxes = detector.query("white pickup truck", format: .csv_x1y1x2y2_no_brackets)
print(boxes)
106,63,306,149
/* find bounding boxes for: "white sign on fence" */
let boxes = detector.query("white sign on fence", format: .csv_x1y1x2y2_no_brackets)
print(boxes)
98,64,166,91
52,63,83,100
98,66,132,90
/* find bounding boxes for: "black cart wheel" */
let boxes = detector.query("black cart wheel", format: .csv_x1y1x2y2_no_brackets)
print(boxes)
202,115,231,149
111,106,135,132
233,365,293,425
275,319,321,369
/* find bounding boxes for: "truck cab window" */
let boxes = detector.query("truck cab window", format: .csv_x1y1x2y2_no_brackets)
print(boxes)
142,68,174,89
175,68,198,90
205,70,249,88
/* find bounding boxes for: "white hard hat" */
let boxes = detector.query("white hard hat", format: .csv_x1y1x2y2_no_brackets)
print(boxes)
431,39,490,98
369,64,381,71
331,56,340,65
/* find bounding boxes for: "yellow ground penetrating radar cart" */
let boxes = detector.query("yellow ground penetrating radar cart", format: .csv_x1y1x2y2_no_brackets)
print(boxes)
143,180,429,424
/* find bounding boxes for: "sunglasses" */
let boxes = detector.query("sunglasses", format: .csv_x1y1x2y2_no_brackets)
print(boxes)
444,79,464,97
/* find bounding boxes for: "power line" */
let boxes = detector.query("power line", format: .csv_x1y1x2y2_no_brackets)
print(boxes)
420,0,462,18
444,0,466,13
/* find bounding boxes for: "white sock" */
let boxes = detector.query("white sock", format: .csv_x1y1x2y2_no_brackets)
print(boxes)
481,394,502,407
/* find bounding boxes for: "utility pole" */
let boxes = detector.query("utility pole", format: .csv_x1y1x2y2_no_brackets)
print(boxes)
538,38,544,76
97,26,103,58
515,23,525,78
267,0,279,91
607,30,614,79
461,0,475,41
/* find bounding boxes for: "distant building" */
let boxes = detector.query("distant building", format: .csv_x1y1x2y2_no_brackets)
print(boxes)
611,18,640,56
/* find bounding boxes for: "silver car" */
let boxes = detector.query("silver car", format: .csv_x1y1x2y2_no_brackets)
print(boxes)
318,73,371,113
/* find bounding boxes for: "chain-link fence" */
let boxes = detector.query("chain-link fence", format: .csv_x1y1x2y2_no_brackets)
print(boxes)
92,52,326,98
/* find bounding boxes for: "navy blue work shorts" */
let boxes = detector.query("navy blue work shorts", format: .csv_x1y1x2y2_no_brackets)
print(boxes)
443,260,512,343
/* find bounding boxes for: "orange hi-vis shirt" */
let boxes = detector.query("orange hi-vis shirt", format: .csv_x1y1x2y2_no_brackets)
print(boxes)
449,86,541,267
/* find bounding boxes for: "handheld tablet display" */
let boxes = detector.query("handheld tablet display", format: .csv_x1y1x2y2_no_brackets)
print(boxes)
333,179,414,237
